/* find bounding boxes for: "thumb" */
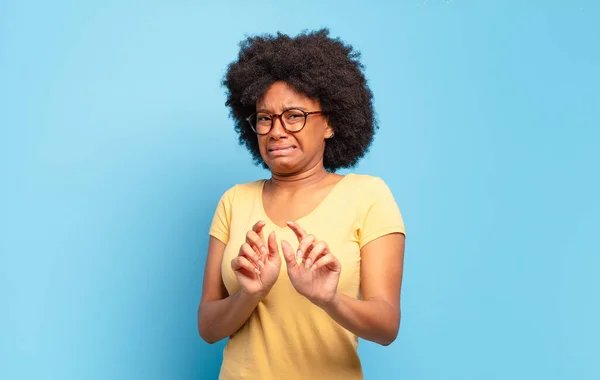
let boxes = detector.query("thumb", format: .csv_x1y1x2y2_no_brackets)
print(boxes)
267,231,280,264
281,240,297,267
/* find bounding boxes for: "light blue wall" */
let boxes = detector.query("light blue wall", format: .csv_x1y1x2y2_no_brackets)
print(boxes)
1,1,598,379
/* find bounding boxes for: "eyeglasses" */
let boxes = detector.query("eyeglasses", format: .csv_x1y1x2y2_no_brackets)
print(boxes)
245,108,323,135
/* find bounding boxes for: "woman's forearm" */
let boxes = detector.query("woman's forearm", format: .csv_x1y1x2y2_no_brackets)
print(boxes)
198,290,261,344
321,292,400,346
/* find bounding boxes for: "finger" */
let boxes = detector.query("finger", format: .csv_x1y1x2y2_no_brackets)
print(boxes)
246,230,267,257
240,242,264,269
231,256,260,275
296,234,316,262
253,220,266,241
231,256,261,275
252,245,262,262
310,253,341,272
304,241,328,269
281,240,297,266
252,220,265,231
286,221,307,242
267,231,280,263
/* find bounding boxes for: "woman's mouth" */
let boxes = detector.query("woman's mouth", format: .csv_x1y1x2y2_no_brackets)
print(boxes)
268,145,297,156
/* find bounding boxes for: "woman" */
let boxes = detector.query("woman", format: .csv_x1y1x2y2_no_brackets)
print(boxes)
198,29,406,380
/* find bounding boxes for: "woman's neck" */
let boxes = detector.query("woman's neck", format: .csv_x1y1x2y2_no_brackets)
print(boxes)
268,162,330,191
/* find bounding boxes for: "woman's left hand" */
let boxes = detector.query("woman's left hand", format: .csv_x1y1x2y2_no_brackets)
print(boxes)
281,221,342,307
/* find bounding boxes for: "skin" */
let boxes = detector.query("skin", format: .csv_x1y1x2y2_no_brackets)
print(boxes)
198,81,406,346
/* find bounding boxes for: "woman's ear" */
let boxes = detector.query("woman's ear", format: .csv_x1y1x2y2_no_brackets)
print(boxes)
325,125,335,139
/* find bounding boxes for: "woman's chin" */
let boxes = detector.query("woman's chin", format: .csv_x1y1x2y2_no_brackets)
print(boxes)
266,157,300,174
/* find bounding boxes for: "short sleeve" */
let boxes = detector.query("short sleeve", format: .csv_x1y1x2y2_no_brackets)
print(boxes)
209,185,236,244
358,177,406,248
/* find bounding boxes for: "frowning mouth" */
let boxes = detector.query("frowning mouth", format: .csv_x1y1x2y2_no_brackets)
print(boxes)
268,146,296,152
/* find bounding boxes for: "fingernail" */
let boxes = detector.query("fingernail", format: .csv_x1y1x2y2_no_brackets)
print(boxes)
260,246,267,254
311,265,316,271
305,258,311,268
296,250,302,260
254,268,261,274
258,261,265,268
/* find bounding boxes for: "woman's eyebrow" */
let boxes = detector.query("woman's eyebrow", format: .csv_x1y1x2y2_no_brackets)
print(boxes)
256,105,307,113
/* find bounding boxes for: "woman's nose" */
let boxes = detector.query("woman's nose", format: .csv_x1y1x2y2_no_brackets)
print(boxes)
269,116,287,138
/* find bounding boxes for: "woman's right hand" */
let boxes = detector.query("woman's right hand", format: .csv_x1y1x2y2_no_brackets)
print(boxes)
231,221,281,300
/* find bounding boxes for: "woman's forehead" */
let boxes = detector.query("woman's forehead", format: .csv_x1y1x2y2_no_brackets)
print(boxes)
256,82,319,110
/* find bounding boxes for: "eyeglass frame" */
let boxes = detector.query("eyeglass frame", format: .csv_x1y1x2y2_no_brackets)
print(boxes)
245,108,323,135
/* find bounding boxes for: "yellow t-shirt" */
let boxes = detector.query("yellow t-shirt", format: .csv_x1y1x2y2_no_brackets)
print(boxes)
209,173,406,380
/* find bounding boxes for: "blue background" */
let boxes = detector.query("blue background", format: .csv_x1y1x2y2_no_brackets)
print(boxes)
1,1,598,379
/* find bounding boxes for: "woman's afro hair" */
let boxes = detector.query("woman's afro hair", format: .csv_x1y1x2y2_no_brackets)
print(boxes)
222,28,377,172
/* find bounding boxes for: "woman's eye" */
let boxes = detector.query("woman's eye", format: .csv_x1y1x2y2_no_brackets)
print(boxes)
286,112,304,120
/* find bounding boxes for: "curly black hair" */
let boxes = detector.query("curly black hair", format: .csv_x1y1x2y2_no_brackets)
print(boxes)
222,28,377,172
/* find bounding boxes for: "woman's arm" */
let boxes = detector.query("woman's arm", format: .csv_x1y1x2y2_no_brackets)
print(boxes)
321,232,406,346
197,236,261,344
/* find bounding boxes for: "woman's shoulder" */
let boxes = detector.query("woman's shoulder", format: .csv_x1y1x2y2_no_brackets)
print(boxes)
216,179,265,200
231,179,265,192
339,173,398,206
343,173,390,188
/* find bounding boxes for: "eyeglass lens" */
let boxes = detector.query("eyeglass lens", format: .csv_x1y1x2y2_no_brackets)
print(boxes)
250,109,307,134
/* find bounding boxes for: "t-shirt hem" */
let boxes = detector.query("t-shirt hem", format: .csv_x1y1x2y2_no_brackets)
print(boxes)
209,230,229,245
359,225,406,249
